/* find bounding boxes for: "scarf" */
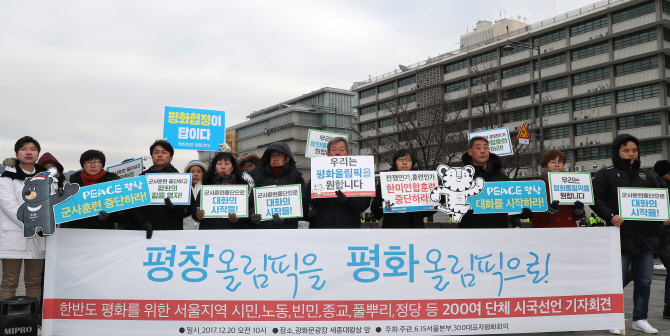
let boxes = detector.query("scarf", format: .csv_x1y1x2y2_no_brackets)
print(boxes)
81,170,106,186
213,173,237,185
540,167,567,181
146,164,179,174
272,167,283,178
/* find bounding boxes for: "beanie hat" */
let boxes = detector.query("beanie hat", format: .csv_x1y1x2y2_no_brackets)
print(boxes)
184,160,207,174
654,160,670,177
37,152,64,174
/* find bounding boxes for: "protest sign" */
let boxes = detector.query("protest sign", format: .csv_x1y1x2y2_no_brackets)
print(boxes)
547,172,594,205
106,158,144,179
310,156,375,198
618,187,670,221
146,173,192,205
468,127,513,156
430,165,484,222
163,106,226,151
55,176,150,224
305,130,349,158
254,184,303,220
200,185,249,218
468,181,548,214
380,171,439,213
44,228,624,335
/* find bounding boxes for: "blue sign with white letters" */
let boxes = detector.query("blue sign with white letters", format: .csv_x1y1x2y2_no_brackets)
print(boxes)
163,106,226,151
468,181,548,214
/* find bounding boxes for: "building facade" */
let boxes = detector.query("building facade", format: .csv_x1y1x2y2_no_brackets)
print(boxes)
352,0,670,176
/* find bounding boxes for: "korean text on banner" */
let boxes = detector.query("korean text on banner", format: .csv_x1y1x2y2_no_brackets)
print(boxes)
380,171,439,213
305,130,349,158
254,184,303,220
548,172,594,205
163,106,225,151
310,156,375,198
200,185,249,218
43,228,624,336
468,127,513,156
54,176,150,224
468,181,548,213
618,187,670,221
106,158,144,179
146,173,192,205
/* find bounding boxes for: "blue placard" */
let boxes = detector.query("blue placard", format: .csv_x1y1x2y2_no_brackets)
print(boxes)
469,181,548,214
54,176,151,224
163,106,226,151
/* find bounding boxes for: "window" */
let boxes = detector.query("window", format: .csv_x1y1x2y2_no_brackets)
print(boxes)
471,72,498,86
576,120,612,135
534,28,567,45
574,93,611,111
613,28,657,50
639,140,663,155
361,121,376,131
570,15,608,36
360,105,376,115
380,135,397,145
503,109,531,123
616,84,659,103
398,75,416,87
501,40,529,57
615,56,658,76
360,88,376,99
542,101,569,116
398,93,416,105
502,63,530,79
573,67,610,86
618,112,661,129
503,85,531,101
471,49,497,65
361,139,376,149
612,1,656,24
445,79,469,93
446,101,468,113
577,146,609,161
472,94,498,107
379,100,396,110
534,53,566,70
572,41,609,61
535,77,568,93
378,117,397,128
445,59,468,73
664,27,670,43
545,126,570,140
666,55,670,69
664,0,670,15
378,82,395,93
562,150,572,161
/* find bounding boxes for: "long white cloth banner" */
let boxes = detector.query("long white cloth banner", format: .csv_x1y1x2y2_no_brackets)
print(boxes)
43,228,623,335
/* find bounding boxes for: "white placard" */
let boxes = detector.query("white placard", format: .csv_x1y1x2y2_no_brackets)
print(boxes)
254,184,303,220
618,187,670,221
548,172,594,205
200,185,249,218
146,173,192,205
380,171,439,213
468,127,513,156
106,158,144,179
305,129,349,158
310,156,376,198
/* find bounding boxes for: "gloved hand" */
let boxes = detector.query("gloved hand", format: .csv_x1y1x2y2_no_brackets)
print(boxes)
572,200,585,218
335,190,351,207
164,198,186,216
228,213,239,223
547,200,560,215
164,197,174,210
57,187,64,197
98,211,110,220
250,213,262,225
196,209,205,221
377,198,385,207
308,208,317,219
142,221,153,239
513,208,533,219
272,213,283,224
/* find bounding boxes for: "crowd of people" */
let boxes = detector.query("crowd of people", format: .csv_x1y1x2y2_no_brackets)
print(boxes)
1,133,670,334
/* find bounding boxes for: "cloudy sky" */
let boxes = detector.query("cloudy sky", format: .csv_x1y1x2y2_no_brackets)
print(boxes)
1,0,587,172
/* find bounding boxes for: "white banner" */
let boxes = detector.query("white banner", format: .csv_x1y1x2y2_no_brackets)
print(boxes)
146,173,192,205
254,184,303,220
618,187,670,221
200,185,249,218
305,130,349,158
310,156,375,198
547,172,594,205
107,158,144,179
380,171,439,213
44,228,623,335
467,127,513,156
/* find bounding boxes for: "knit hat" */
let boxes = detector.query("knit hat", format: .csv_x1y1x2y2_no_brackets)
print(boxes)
37,152,64,174
654,160,670,177
239,153,261,167
184,160,207,174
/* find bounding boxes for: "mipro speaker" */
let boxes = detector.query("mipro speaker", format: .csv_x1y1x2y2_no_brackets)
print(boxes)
1,296,38,336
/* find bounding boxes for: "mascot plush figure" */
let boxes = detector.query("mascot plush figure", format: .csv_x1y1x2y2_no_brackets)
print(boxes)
429,165,485,223
17,168,79,237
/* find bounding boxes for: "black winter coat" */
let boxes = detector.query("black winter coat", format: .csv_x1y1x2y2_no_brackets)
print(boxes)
65,171,122,229
192,174,251,230
308,180,370,228
370,175,434,228
590,134,664,255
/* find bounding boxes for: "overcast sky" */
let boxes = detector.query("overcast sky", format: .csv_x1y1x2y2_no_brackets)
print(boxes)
1,0,587,173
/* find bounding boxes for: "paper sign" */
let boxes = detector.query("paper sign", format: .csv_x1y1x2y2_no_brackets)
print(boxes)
54,176,150,224
468,181,548,213
310,156,375,198
163,106,226,151
380,171,439,213
548,172,594,205
254,184,303,220
106,158,144,179
468,127,513,156
146,173,192,205
618,187,670,221
305,130,349,158
200,185,249,218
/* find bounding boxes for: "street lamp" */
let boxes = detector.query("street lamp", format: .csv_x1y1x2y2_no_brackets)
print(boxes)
501,40,545,156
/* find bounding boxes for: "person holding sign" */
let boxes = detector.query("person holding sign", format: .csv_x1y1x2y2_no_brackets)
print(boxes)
247,142,307,229
654,160,670,319
530,150,585,228
183,160,207,230
591,134,669,334
193,152,250,229
371,149,435,228
65,150,122,229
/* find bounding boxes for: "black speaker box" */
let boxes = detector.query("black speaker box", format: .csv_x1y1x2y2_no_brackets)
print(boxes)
1,296,38,336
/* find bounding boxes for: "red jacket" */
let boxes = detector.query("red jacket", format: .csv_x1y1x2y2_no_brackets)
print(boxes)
531,179,585,228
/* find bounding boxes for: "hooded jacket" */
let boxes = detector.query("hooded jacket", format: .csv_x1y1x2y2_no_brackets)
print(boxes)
248,142,308,229
65,171,122,229
590,134,663,255
36,152,65,189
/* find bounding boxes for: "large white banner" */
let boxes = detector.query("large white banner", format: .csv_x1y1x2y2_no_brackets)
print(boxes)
44,229,623,335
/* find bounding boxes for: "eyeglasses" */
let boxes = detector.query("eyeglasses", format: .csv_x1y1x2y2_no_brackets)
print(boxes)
270,153,285,159
396,158,412,163
242,163,255,168
84,161,102,166
548,160,565,165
